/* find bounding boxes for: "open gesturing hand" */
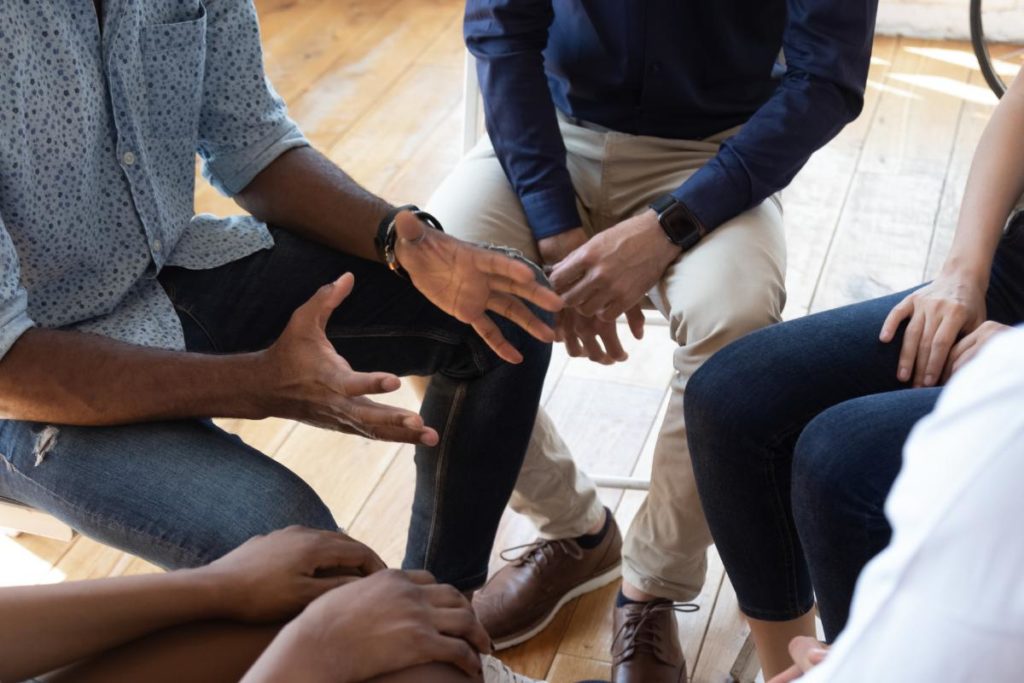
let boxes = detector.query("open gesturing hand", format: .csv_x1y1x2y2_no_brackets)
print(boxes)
259,273,438,445
394,212,563,364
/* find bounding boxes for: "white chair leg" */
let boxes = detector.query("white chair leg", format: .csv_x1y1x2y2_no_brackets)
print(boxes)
462,52,481,155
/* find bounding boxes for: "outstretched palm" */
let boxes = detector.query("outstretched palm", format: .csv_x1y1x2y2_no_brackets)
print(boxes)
393,212,563,363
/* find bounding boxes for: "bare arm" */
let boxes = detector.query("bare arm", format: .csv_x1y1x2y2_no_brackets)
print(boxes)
235,146,389,262
0,280,434,444
0,527,383,682
879,71,1024,387
0,328,262,425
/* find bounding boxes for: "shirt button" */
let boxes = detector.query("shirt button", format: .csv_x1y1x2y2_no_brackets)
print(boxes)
152,239,163,253
122,151,136,166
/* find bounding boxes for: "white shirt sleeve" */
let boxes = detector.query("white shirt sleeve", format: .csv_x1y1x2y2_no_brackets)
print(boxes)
801,325,1024,683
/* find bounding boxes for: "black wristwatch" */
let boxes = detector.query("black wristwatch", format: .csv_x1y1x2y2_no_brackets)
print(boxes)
649,195,706,251
374,204,444,279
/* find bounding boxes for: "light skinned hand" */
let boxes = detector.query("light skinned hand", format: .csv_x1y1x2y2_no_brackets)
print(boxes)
394,212,563,364
556,305,645,364
766,636,830,683
941,320,1012,382
549,210,680,321
286,569,491,682
538,228,645,364
197,525,386,623
258,273,439,446
879,272,987,387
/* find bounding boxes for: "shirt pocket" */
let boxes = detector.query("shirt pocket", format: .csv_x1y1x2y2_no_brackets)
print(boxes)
139,5,207,140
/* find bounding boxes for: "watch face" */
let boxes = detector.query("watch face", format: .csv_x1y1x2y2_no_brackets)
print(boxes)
662,203,699,245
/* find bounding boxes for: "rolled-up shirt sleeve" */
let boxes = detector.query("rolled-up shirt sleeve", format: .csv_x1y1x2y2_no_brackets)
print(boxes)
0,214,35,360
196,0,310,196
673,0,878,232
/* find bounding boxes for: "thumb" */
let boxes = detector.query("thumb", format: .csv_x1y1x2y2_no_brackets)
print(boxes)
310,273,355,329
394,210,426,245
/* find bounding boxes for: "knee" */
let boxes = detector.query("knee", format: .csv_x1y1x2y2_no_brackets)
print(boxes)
184,475,337,566
791,404,869,524
685,327,785,459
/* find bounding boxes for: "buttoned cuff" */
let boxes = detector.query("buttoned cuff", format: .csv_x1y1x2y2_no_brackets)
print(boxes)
521,185,583,240
203,118,310,197
0,290,35,361
671,161,750,234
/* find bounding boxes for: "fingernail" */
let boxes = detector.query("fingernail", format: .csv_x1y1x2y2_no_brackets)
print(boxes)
924,373,935,386
898,367,909,381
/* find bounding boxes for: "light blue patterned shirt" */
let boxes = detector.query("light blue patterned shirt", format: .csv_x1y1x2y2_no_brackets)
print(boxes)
0,0,308,359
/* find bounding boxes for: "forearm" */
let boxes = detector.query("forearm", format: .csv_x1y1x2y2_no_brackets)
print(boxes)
0,570,226,682
943,73,1024,286
0,328,265,425
235,146,390,262
242,619,336,683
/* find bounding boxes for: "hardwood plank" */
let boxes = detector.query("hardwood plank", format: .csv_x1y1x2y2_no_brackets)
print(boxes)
691,575,754,683
546,652,611,683
810,38,972,312
272,424,403,530
781,36,899,319
497,603,579,681
925,67,999,280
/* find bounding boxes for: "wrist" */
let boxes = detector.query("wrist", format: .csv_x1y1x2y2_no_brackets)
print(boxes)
938,256,990,291
538,227,587,264
641,210,683,263
233,351,277,420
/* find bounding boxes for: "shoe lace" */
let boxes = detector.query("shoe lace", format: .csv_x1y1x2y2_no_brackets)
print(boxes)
611,600,699,662
499,538,584,570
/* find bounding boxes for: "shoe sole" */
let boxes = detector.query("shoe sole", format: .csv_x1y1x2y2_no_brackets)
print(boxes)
492,561,623,651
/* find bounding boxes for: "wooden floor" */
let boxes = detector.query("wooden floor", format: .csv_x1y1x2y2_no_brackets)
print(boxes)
1,1,1012,681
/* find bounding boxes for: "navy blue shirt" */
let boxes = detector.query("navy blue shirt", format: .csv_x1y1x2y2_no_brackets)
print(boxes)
465,0,879,239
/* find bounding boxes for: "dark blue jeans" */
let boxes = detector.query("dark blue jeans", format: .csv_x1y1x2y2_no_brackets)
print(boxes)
686,219,1024,641
0,227,551,591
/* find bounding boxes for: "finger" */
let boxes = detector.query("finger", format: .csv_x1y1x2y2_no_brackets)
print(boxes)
472,315,524,364
580,329,613,364
487,293,556,343
766,664,805,683
477,248,540,285
433,608,492,655
913,312,939,387
309,273,356,330
490,275,564,313
879,297,914,343
341,370,402,396
923,316,963,386
597,323,628,362
949,337,981,378
626,305,645,340
548,251,588,292
789,636,828,672
404,570,438,585
423,583,471,608
563,330,585,357
310,533,388,576
347,401,438,445
429,635,483,677
943,335,973,383
393,210,427,244
897,311,925,383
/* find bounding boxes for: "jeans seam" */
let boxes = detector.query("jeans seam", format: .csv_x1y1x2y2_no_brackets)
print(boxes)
763,456,804,617
1,452,205,566
174,304,220,353
422,381,467,569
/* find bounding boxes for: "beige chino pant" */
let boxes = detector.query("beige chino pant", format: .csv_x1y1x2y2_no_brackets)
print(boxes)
428,116,787,601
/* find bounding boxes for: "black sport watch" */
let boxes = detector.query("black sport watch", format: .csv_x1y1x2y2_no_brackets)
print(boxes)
649,194,706,251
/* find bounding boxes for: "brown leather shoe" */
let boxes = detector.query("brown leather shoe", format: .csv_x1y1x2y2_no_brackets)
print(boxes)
611,599,691,683
473,512,622,649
